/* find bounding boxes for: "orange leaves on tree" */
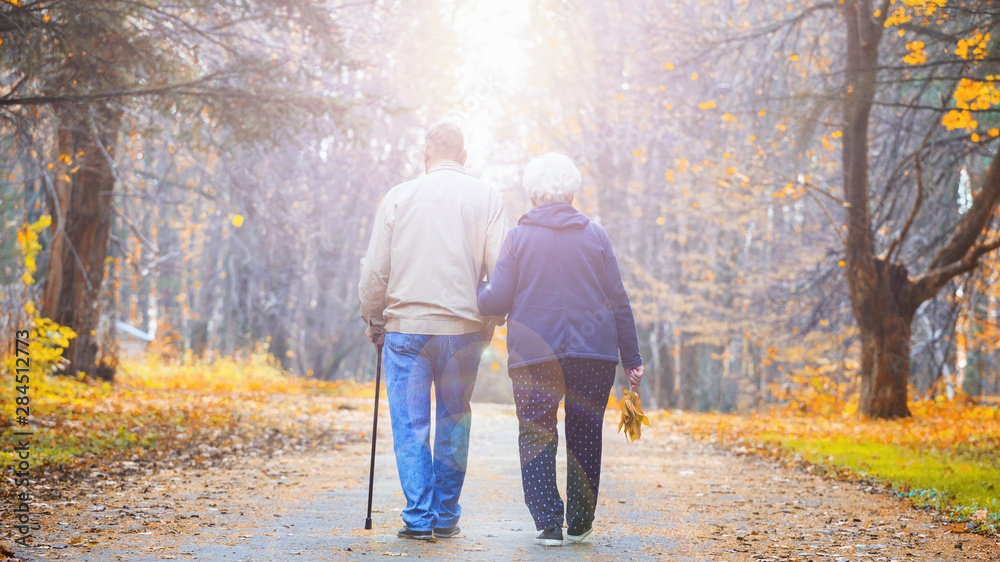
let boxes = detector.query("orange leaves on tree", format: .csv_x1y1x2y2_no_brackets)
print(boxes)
951,78,1000,111
941,79,1000,132
884,0,946,28
942,109,977,131
939,29,1000,136
903,41,927,65
956,33,990,61
884,7,913,28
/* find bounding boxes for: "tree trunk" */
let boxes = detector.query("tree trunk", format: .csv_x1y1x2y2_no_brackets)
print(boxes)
839,2,1000,417
41,105,120,379
695,343,723,412
678,337,698,411
842,1,912,417
652,326,675,410
857,276,914,418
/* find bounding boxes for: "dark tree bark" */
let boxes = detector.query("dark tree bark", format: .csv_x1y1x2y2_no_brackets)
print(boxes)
41,105,121,379
842,0,917,418
854,262,915,417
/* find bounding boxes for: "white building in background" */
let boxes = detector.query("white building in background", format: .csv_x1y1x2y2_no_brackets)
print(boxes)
95,315,155,358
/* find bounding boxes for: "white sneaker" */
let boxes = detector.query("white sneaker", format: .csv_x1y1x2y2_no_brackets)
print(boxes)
534,528,563,547
565,525,593,543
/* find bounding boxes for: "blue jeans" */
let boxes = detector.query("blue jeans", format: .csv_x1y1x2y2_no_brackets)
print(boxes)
383,332,483,531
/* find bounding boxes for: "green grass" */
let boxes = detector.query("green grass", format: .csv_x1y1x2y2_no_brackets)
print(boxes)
772,436,999,527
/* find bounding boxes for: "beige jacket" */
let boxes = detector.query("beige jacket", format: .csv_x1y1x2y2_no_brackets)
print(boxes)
359,161,507,335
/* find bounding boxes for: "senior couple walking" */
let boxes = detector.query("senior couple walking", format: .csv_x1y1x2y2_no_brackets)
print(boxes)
358,122,644,547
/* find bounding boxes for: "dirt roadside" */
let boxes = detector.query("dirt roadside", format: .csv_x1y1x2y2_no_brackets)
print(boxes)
10,400,1000,561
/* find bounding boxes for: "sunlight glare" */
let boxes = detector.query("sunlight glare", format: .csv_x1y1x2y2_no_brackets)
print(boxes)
448,0,532,182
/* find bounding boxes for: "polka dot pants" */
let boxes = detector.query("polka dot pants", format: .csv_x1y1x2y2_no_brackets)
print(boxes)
508,357,617,532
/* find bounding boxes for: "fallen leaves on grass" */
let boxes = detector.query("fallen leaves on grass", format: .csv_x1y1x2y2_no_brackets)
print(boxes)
0,351,374,469
0,347,379,534
670,394,1000,536
0,351,377,556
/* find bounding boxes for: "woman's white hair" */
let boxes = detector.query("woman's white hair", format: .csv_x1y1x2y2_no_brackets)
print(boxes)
523,152,581,205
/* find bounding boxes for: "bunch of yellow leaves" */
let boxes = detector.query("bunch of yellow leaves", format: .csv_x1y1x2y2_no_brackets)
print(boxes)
16,214,50,286
617,387,649,441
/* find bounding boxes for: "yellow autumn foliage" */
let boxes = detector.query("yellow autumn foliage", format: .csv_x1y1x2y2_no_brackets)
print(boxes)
942,109,978,132
956,33,991,61
3,318,77,379
15,215,50,286
618,387,649,442
6,215,79,378
0,348,373,469
902,40,927,65
118,349,365,396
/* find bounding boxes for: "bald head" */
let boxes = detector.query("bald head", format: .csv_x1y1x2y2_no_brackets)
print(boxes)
424,122,467,171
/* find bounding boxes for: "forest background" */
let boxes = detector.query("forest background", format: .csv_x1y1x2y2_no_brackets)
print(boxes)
2,0,1000,539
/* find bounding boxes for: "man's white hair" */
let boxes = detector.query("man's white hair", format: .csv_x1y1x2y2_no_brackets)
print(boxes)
425,121,465,161
523,152,581,205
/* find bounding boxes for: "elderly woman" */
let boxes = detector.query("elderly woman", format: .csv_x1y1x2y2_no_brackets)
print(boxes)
477,152,644,547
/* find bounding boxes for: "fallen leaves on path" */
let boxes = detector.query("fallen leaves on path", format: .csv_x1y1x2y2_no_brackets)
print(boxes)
0,353,374,557
669,398,1000,538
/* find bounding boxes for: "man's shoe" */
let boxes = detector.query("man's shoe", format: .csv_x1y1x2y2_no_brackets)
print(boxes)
397,527,435,541
534,527,563,547
433,525,461,539
566,524,593,543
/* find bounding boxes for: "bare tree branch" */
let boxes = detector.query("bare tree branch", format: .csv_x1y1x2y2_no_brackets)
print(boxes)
927,150,1000,271
911,238,1000,304
886,152,926,262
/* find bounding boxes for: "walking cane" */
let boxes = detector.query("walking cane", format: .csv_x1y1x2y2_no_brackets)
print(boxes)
364,342,383,530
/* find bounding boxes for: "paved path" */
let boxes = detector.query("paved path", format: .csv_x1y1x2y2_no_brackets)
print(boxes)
29,402,1000,561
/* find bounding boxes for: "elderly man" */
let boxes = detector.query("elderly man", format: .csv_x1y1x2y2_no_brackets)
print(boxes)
359,122,506,541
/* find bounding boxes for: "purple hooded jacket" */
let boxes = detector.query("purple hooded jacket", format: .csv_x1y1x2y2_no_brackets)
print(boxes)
477,202,642,370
